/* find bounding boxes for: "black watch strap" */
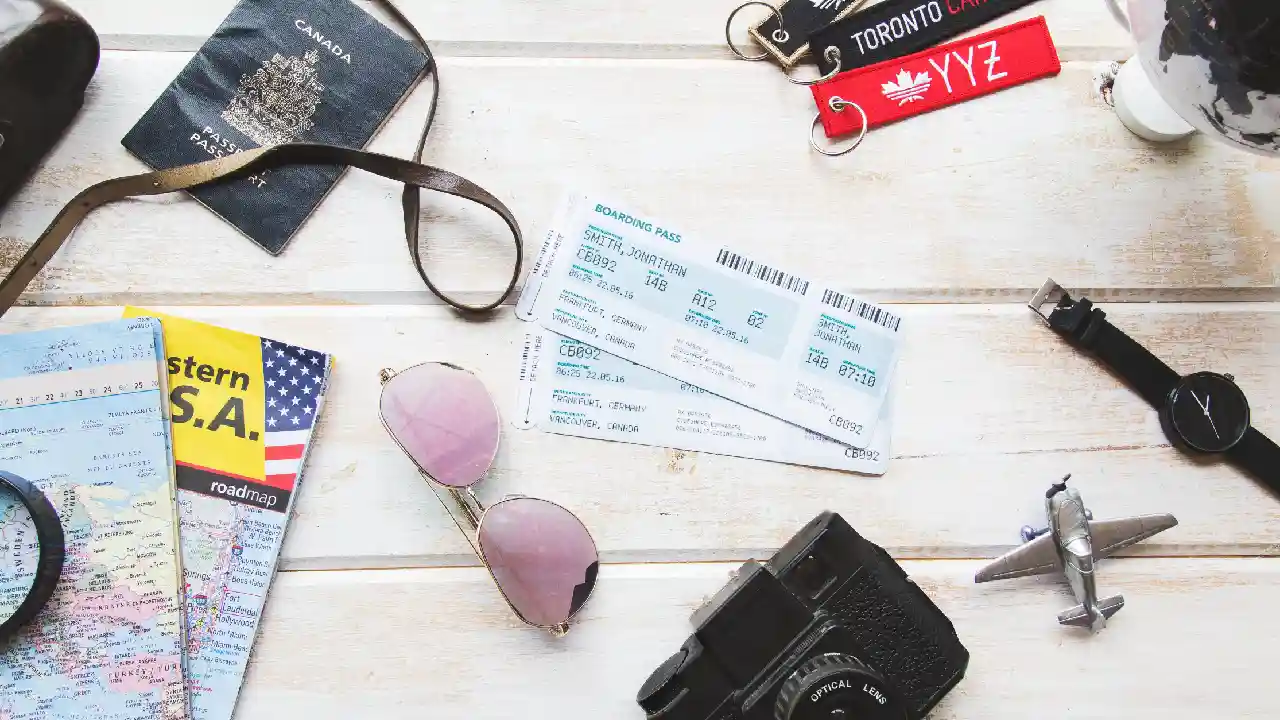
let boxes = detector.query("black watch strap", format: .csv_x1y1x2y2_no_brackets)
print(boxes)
1034,282,1180,407
1032,280,1280,492
1228,429,1280,493
0,470,64,644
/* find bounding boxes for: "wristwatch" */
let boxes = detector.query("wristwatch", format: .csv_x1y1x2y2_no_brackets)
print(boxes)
0,470,64,643
1029,279,1279,495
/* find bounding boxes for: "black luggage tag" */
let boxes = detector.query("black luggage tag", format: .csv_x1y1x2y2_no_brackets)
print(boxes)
738,0,866,67
807,0,1042,76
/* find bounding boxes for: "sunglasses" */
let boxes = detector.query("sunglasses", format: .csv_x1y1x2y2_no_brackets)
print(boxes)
378,362,599,635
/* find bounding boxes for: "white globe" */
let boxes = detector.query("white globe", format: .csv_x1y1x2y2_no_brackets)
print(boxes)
1119,0,1280,156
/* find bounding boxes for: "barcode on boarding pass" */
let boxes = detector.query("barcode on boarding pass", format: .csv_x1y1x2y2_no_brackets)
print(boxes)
715,249,811,295
820,289,902,332
519,332,542,383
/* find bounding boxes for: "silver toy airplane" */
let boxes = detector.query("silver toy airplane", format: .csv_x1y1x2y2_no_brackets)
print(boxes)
975,475,1178,632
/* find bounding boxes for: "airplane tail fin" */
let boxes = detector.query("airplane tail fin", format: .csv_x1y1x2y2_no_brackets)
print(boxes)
1057,595,1125,630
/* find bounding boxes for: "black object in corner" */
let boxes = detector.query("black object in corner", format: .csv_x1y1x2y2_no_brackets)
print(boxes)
0,0,100,213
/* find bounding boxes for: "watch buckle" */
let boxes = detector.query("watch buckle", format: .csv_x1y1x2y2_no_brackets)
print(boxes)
1028,278,1066,325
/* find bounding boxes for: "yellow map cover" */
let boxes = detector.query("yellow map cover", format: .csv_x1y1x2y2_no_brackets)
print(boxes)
123,307,333,720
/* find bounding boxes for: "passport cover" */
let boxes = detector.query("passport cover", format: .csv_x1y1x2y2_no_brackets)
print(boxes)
122,0,428,254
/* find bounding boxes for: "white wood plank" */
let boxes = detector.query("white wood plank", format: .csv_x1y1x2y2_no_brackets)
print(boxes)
237,558,1280,719
12,5,1274,718
6,304,1276,567
3,54,1278,305
69,0,1131,58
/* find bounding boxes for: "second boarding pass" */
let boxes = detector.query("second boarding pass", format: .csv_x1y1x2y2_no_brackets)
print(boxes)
515,328,892,474
516,192,903,448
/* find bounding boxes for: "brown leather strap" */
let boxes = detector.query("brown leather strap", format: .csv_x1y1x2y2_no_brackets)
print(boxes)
377,0,439,169
378,0,523,313
0,0,522,317
378,0,501,312
0,143,522,317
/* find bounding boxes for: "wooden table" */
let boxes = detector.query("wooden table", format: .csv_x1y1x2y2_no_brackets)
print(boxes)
3,1,1278,717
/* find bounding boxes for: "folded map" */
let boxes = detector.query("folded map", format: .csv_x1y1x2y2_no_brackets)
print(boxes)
0,318,187,720
125,308,333,720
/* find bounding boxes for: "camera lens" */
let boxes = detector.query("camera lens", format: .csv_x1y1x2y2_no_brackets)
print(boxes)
775,654,906,720
637,648,688,716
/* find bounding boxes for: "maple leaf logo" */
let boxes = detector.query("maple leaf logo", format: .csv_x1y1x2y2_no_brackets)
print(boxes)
881,69,932,106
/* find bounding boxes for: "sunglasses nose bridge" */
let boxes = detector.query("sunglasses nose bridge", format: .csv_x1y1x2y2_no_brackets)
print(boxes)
450,485,487,532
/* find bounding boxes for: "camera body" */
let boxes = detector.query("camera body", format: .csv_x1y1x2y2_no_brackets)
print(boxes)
637,512,968,720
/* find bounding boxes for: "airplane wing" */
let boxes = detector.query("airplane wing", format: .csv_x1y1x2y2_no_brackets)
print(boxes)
1090,514,1179,559
974,533,1061,583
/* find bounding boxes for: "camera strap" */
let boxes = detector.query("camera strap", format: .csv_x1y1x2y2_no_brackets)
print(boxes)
0,471,65,644
0,0,523,318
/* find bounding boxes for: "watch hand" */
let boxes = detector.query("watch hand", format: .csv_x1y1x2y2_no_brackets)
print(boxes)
1206,413,1220,439
1204,395,1221,438
1190,389,1209,414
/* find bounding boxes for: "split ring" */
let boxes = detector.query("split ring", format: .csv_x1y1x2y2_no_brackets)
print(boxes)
725,1,785,61
786,46,842,86
809,97,868,157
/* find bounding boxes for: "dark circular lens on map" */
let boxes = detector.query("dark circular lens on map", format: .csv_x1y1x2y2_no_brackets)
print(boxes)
0,471,64,643
0,492,40,621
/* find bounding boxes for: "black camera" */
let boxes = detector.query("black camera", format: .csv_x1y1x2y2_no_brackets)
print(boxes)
637,512,968,720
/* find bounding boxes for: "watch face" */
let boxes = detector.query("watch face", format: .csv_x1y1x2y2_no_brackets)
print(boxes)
1166,372,1251,453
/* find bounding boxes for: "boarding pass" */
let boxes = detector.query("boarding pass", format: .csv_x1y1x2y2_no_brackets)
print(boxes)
516,192,903,447
515,328,892,474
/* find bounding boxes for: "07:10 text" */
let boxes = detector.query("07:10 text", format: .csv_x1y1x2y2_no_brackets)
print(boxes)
806,352,877,388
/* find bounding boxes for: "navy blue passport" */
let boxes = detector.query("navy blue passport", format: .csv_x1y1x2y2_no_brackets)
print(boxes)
122,0,428,254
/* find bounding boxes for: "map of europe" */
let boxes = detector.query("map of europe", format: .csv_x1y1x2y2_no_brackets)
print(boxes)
0,319,187,720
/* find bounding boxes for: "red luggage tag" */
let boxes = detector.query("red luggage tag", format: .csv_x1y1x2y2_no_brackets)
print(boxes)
810,16,1060,154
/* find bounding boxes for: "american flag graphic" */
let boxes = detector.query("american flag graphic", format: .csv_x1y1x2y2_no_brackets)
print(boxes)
261,338,329,491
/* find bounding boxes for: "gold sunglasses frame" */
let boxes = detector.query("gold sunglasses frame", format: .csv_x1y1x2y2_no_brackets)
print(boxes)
378,362,600,637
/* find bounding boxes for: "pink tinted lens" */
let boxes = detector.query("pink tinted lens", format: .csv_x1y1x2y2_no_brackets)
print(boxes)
380,363,500,488
479,498,600,627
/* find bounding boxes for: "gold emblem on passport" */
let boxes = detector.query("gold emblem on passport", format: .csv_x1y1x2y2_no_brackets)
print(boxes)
221,49,325,146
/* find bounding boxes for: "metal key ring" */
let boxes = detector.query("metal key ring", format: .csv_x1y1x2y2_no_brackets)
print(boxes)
810,96,868,157
725,1,786,61
786,46,842,86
